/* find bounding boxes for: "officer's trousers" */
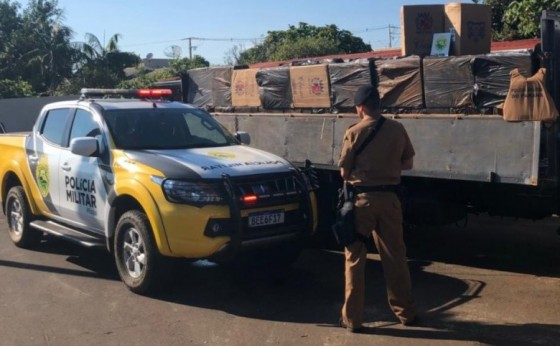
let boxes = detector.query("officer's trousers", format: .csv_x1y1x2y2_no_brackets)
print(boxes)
341,191,416,328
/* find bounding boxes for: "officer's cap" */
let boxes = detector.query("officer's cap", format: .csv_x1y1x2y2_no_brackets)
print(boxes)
354,85,379,106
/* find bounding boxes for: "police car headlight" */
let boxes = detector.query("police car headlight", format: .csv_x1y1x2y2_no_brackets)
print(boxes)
162,179,224,205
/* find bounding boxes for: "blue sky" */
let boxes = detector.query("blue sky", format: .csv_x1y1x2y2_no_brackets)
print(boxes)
21,0,468,64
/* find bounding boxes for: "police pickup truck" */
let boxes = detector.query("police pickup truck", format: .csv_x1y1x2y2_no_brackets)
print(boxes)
0,88,317,294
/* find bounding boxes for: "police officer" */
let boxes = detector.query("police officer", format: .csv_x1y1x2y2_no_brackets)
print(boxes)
338,85,416,332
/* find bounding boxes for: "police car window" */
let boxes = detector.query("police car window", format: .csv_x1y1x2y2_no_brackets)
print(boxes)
41,108,70,146
183,110,229,146
104,108,236,150
70,109,100,140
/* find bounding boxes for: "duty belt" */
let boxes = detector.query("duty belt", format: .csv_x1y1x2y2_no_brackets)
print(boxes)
354,185,398,193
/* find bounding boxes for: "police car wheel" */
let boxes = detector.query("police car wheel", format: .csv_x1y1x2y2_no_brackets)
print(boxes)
114,210,165,295
5,186,40,248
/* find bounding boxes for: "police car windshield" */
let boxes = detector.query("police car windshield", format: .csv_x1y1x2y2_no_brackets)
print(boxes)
104,108,238,150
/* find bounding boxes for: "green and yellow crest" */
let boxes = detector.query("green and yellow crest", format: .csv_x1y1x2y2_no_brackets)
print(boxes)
36,157,50,198
208,151,236,159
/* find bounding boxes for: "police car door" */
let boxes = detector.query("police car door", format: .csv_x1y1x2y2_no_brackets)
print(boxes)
58,108,109,233
26,108,70,217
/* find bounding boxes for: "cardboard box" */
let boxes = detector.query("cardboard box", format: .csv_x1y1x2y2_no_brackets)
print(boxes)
423,56,475,109
445,3,491,55
289,64,331,108
231,68,261,107
329,60,374,110
401,5,445,56
375,56,423,109
256,67,292,109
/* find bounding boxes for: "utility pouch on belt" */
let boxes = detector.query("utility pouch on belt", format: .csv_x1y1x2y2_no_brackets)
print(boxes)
331,181,358,247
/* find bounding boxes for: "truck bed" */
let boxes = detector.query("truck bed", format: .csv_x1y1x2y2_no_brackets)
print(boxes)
215,113,541,186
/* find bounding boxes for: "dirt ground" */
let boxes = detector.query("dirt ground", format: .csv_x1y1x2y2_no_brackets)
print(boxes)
0,213,559,346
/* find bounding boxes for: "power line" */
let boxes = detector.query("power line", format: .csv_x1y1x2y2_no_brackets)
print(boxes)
121,36,262,50
351,25,399,35
181,36,263,59
181,36,262,42
121,39,184,48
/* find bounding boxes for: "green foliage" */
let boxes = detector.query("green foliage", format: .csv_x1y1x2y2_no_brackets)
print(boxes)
121,56,209,89
482,0,515,40
74,32,141,88
20,0,76,95
503,0,560,39
168,55,210,75
484,0,560,40
0,1,142,97
238,22,371,64
0,78,33,98
118,67,175,89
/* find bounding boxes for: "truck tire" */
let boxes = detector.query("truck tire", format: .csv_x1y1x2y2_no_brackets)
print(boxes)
114,210,170,295
5,186,40,248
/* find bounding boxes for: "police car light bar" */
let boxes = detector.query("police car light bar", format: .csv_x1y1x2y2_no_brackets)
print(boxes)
80,88,173,99
137,89,173,97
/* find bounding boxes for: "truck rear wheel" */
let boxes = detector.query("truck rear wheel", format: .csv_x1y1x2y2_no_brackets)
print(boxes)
114,210,170,295
5,186,40,248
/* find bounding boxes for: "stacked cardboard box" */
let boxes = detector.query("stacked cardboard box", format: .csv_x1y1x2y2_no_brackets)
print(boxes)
445,3,492,56
328,60,374,111
401,3,491,56
401,5,445,56
423,55,475,109
184,66,232,108
472,52,534,109
256,67,292,109
231,68,261,107
289,64,331,109
375,56,423,109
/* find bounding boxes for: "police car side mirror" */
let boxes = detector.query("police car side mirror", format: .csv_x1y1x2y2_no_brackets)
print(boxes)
235,131,251,145
70,137,99,157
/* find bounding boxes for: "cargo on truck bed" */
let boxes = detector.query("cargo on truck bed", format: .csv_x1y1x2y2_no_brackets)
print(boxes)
153,11,560,230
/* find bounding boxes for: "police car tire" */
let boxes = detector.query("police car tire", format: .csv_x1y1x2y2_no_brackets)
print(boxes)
114,210,167,295
5,186,40,248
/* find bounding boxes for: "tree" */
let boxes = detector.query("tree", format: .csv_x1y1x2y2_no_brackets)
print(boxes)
168,55,210,75
0,78,33,99
0,0,77,95
223,44,245,66
118,55,209,89
118,67,174,89
0,0,23,82
238,22,372,64
503,0,560,38
20,0,76,95
483,0,560,40
73,32,140,89
481,0,515,40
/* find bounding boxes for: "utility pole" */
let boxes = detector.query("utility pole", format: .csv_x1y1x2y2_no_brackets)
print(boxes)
181,37,194,59
388,25,393,48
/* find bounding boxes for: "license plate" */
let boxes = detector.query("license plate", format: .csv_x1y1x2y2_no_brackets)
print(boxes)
248,210,285,227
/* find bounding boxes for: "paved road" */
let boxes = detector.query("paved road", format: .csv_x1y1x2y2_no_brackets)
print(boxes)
0,213,559,346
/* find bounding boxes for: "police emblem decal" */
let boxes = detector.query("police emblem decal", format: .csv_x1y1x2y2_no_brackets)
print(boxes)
36,156,50,198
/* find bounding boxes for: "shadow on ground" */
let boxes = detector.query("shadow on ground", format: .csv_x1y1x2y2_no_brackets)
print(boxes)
1,212,559,345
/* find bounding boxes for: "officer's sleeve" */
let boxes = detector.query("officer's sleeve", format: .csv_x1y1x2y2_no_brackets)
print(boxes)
338,128,356,171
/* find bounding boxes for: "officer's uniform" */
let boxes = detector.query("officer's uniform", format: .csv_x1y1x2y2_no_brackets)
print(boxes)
338,115,416,329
